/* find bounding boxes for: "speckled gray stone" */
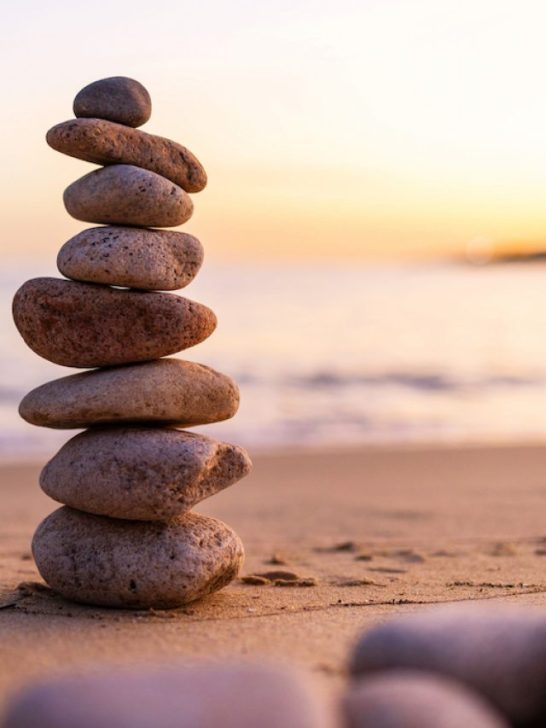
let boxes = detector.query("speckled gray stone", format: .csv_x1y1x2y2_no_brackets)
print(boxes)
63,165,193,227
48,118,207,193
32,507,244,608
40,428,252,520
13,278,216,367
57,226,203,290
19,359,239,428
343,672,508,728
3,663,335,728
349,605,546,727
73,76,151,128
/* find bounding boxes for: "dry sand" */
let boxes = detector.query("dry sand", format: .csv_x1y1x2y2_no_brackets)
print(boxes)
2,443,546,709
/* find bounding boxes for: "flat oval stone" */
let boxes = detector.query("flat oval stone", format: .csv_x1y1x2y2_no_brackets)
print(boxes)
349,606,546,726
19,359,239,428
73,76,151,127
13,278,216,367
3,663,334,728
57,226,204,290
343,672,508,728
48,118,207,193
32,507,244,608
40,428,252,520
63,165,193,227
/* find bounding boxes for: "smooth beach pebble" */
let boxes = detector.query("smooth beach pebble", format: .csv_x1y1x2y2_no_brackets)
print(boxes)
73,76,151,127
63,165,193,227
19,359,239,428
12,278,216,367
343,671,509,728
40,428,252,521
349,605,546,726
3,663,335,728
32,507,244,608
57,226,204,290
48,118,207,193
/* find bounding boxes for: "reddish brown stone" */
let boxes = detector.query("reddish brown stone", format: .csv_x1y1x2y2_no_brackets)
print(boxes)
48,118,207,193
12,278,216,367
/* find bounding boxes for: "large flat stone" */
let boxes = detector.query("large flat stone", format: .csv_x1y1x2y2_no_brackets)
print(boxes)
13,278,216,367
19,358,239,428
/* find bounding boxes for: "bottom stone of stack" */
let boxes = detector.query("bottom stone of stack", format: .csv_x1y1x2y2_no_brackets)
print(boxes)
32,507,244,609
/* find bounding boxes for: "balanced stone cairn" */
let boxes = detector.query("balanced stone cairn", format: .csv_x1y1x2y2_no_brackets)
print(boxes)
12,76,252,609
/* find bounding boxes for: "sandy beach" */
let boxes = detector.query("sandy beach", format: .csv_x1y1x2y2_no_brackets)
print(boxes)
5,5,546,725
2,442,546,710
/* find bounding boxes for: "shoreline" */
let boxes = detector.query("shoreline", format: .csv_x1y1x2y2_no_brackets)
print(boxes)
3,441,546,709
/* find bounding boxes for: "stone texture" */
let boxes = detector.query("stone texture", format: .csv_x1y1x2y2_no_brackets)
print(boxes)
40,428,252,521
57,226,204,290
48,118,207,193
343,672,508,728
349,605,546,727
12,278,216,367
63,165,193,227
19,358,239,428
32,507,244,608
3,663,335,728
73,76,151,127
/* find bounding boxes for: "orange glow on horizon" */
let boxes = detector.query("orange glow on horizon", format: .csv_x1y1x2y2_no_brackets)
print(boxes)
3,2,546,262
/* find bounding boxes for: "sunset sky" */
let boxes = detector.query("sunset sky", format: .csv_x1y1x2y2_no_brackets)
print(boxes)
3,0,546,261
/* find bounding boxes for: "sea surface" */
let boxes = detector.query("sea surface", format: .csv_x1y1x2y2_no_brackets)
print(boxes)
3,260,546,460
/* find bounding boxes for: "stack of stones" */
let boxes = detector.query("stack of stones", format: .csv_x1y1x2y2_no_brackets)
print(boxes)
12,76,252,609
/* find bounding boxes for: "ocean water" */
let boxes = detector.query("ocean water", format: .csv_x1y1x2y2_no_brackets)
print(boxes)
3,260,546,460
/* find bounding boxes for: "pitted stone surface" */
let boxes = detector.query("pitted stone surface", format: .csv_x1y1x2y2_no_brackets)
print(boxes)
57,226,203,290
48,118,207,192
40,428,252,520
32,507,244,608
13,278,216,367
19,359,239,428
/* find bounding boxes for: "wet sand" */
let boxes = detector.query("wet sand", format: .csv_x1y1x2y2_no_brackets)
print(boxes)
2,443,546,709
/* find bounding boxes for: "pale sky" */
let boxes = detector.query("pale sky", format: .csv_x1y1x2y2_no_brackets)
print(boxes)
3,0,546,260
